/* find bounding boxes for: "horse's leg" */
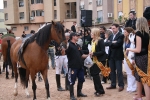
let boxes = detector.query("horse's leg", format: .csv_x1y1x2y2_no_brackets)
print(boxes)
11,65,14,78
38,72,42,82
0,65,1,74
13,63,18,97
2,62,5,72
6,62,9,79
11,62,14,78
31,72,37,100
41,69,50,100
25,69,30,97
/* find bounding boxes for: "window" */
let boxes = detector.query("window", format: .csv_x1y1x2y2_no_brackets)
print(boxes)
54,10,57,19
12,27,17,31
31,0,34,4
66,10,70,18
118,0,122,3
4,1,7,8
5,13,8,20
19,12,24,19
54,0,56,6
35,0,43,3
19,0,24,7
31,11,35,17
24,26,29,31
97,10,103,23
118,11,123,17
36,10,44,16
97,0,103,6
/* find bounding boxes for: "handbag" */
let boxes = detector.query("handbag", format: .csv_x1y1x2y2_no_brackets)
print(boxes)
84,55,94,68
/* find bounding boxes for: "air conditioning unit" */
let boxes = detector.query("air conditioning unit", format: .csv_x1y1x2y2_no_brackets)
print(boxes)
89,2,92,4
30,17,34,21
80,5,84,10
107,13,113,18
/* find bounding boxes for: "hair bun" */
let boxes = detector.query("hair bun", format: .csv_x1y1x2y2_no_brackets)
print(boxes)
143,7,150,20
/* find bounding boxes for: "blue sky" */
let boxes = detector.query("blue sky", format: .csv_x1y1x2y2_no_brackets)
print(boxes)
0,0,3,9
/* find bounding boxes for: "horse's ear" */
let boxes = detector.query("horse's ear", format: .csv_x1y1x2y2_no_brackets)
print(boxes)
6,28,8,31
52,21,56,26
60,20,64,24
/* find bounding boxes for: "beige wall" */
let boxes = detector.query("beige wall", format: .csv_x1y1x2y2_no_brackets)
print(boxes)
4,0,18,24
44,0,53,22
12,24,40,37
4,0,77,36
0,9,11,34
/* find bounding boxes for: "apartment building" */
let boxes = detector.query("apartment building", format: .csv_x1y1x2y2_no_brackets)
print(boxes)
113,0,150,23
76,0,114,28
0,9,10,34
3,0,77,36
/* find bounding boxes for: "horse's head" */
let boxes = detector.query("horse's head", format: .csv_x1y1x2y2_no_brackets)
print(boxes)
51,21,66,45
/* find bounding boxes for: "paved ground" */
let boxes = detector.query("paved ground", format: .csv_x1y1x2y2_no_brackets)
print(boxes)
0,61,146,100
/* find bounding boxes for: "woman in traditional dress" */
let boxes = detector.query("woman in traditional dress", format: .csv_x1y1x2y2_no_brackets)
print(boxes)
124,27,137,92
89,28,106,96
126,17,150,100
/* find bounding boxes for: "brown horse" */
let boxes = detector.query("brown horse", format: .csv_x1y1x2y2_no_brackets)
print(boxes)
10,21,66,100
0,28,16,79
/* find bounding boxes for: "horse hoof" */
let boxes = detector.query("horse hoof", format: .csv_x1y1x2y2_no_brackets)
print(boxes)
26,95,30,98
11,76,14,79
14,90,18,96
6,77,9,79
0,72,1,74
2,69,5,72
47,97,51,100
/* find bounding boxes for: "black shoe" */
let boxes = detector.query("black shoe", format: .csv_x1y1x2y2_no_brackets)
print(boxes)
77,92,87,97
94,92,104,96
77,82,87,97
57,86,65,91
70,96,77,100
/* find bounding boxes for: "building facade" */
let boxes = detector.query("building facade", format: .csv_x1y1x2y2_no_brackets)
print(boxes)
113,0,150,24
76,0,114,29
0,9,10,34
3,0,77,36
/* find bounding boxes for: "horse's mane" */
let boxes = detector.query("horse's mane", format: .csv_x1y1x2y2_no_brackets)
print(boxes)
24,22,64,47
28,24,51,47
19,22,64,67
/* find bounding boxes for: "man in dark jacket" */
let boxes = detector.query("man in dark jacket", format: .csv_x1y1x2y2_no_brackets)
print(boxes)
100,26,106,39
105,24,124,92
71,22,76,32
65,32,88,100
125,11,137,30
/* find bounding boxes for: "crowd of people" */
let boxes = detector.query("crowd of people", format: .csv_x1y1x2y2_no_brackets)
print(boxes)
49,9,150,100
0,8,150,100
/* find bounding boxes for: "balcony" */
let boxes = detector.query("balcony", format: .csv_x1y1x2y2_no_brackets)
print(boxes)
30,3,44,11
65,13,76,19
96,0,103,6
64,0,76,3
30,16,44,23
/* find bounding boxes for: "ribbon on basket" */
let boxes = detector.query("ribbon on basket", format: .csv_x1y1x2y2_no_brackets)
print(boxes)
135,42,150,86
93,57,111,77
124,52,135,75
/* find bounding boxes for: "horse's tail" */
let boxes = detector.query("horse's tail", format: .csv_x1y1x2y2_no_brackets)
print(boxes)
18,67,26,88
6,40,12,67
18,38,30,67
